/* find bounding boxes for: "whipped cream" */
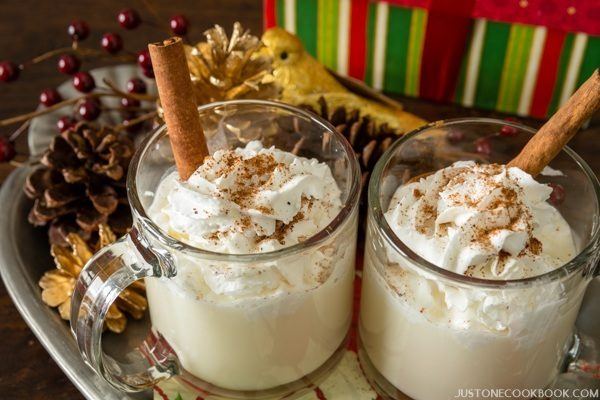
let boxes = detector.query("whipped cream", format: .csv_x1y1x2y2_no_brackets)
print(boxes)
385,161,575,280
151,140,342,253
148,141,347,301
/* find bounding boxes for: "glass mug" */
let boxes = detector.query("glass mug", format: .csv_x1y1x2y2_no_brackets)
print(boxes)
358,118,600,400
71,100,360,397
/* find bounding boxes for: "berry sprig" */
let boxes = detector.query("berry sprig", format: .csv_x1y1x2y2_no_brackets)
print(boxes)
445,117,522,156
0,5,191,166
0,7,192,85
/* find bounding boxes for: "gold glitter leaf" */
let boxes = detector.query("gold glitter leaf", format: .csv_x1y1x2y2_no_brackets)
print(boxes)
97,223,117,249
105,316,126,334
50,244,82,276
66,232,94,265
40,280,73,307
58,297,71,320
39,225,147,334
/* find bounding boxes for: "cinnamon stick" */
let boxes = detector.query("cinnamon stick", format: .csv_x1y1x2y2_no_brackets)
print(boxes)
508,69,600,176
148,37,208,180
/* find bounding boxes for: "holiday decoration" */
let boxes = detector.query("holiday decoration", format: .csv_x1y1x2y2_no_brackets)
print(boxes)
262,27,426,133
39,224,147,333
264,0,600,118
185,22,279,106
300,96,397,230
302,95,397,175
25,122,134,246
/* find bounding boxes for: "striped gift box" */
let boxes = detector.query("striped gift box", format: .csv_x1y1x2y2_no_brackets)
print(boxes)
264,0,600,118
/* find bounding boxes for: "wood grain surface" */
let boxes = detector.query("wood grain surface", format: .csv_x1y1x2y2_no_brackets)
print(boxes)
0,1,598,399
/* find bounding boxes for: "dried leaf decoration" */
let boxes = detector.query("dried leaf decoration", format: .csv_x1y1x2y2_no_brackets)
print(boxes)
39,224,147,334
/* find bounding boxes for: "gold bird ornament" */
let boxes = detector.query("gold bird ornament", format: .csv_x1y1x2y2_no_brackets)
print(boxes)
261,27,426,133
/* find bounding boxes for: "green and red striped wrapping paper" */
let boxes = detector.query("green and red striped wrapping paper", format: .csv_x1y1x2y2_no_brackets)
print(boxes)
263,0,599,118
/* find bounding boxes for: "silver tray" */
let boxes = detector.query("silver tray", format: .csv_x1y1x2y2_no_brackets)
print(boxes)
0,167,151,400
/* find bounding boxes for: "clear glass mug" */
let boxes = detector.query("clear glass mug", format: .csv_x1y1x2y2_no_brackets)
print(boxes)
70,100,360,397
358,118,600,400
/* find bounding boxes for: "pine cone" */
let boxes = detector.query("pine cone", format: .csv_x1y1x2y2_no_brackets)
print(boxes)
300,97,399,231
25,122,134,246
185,22,279,105
302,96,396,183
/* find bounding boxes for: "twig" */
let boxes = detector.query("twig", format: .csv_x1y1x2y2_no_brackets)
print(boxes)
0,93,126,127
9,120,31,141
9,159,24,168
139,0,172,36
101,106,156,113
114,111,157,132
102,78,157,101
22,46,135,68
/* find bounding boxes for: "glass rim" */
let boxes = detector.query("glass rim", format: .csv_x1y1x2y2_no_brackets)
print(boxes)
368,117,600,289
127,99,361,262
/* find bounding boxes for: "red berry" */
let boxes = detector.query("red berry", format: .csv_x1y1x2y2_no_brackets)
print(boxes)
474,137,492,155
117,8,141,29
57,116,76,132
0,137,16,163
121,97,140,108
499,125,518,137
57,54,81,75
137,49,152,70
77,99,101,121
72,71,95,93
447,130,465,143
126,77,146,94
169,15,189,36
101,33,123,54
141,66,154,78
39,89,63,107
67,20,90,41
548,183,566,206
0,61,19,83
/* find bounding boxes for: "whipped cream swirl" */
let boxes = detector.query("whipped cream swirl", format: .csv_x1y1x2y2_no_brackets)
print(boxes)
385,161,576,280
151,141,342,254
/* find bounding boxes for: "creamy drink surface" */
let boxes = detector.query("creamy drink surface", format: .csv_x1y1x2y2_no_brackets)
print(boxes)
147,141,355,391
360,161,582,400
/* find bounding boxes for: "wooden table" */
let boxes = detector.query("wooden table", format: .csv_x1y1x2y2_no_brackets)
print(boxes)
0,1,598,399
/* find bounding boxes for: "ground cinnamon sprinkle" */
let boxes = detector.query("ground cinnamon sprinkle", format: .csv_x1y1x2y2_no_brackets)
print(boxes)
269,211,305,245
198,149,335,249
255,205,273,215
407,163,551,278
527,238,543,255
416,202,436,234
218,153,280,208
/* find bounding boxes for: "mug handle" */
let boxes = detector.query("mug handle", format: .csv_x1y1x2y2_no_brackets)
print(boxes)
70,227,179,392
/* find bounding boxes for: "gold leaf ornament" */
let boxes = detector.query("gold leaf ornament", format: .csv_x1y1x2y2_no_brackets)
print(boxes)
39,224,147,334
